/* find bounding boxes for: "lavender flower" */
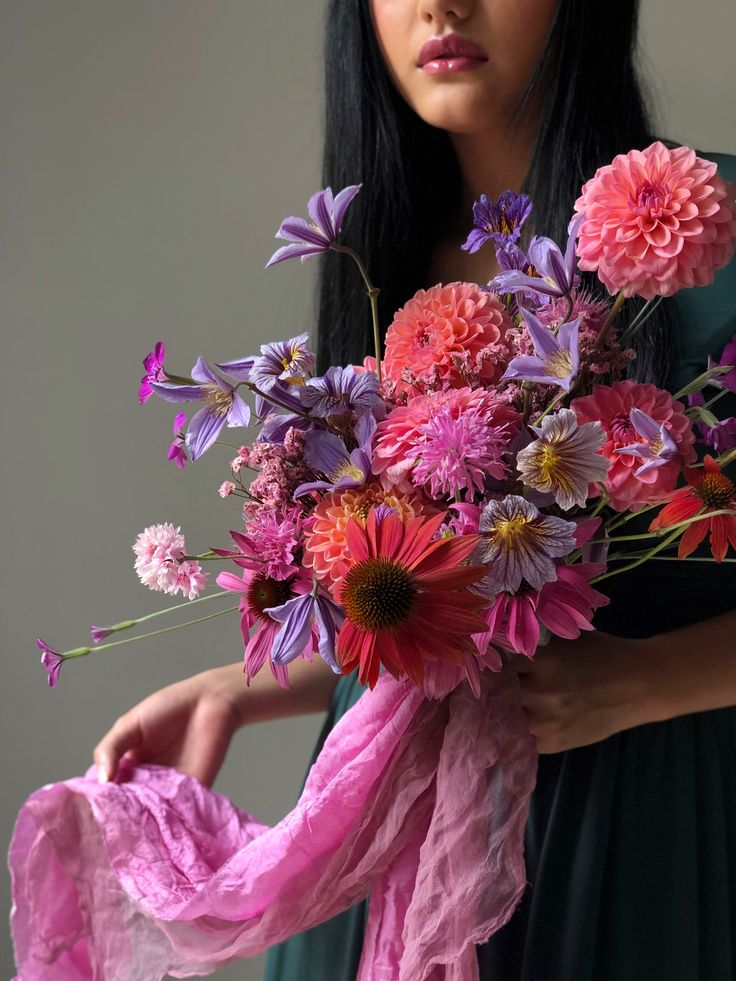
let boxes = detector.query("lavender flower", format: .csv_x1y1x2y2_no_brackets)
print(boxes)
688,392,736,453
502,308,580,391
485,241,543,313
614,407,678,475
516,409,610,510
250,334,316,392
300,365,383,419
461,190,532,254
713,335,736,392
138,341,167,405
266,185,362,267
37,638,66,688
294,414,376,497
214,356,255,383
266,592,344,671
150,358,250,461
479,495,577,593
490,214,583,300
167,412,188,469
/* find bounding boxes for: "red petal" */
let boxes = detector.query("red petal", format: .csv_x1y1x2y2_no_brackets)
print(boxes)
345,518,370,565
678,517,708,558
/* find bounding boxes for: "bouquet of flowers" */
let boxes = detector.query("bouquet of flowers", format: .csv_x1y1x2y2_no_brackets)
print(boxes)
11,142,736,981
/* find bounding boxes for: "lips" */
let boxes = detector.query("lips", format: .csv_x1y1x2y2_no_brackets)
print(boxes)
417,34,488,68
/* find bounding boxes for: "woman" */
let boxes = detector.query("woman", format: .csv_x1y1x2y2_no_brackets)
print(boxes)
94,1,736,978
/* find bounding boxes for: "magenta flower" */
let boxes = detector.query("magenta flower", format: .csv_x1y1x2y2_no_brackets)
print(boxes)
502,308,580,391
37,638,66,688
461,190,532,253
716,335,736,392
265,592,344,671
167,412,188,469
138,341,167,405
90,626,113,644
688,392,736,453
614,407,679,476
266,185,362,267
479,495,577,593
214,505,304,581
150,358,250,462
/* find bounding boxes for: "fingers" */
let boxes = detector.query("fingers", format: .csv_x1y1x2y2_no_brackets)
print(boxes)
93,714,142,783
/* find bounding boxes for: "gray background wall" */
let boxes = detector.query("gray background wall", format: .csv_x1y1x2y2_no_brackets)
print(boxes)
2,2,734,979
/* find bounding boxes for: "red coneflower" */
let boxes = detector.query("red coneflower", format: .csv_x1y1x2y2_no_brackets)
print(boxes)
649,455,736,561
334,508,489,690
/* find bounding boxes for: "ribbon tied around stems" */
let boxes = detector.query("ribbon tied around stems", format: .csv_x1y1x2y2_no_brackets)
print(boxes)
9,669,537,981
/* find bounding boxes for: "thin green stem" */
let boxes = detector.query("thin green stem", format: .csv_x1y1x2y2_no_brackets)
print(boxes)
619,296,663,344
594,289,626,349
591,526,683,582
332,245,382,382
93,589,233,634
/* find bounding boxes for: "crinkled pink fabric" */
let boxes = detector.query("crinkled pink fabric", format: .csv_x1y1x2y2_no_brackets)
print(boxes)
9,669,537,981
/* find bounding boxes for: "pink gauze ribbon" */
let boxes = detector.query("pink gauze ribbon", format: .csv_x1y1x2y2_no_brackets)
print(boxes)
9,668,538,980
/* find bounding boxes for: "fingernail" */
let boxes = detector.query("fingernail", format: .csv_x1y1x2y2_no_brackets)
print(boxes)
98,764,109,784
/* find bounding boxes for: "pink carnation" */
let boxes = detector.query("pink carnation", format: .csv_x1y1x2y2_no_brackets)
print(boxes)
132,522,207,599
383,282,512,395
574,141,736,299
572,380,696,510
373,387,520,494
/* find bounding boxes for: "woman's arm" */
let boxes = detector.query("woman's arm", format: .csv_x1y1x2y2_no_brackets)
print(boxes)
506,609,736,754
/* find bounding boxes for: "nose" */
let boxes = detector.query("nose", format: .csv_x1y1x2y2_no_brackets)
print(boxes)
417,0,474,26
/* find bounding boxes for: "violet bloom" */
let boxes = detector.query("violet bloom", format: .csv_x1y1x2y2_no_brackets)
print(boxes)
250,334,316,392
479,495,577,594
214,356,255,383
491,214,583,300
716,335,736,392
300,365,383,419
266,185,362,267
37,638,66,688
150,358,250,462
461,191,532,253
138,341,167,405
167,412,188,469
614,407,678,475
294,414,376,497
688,393,736,454
266,592,344,672
502,307,580,391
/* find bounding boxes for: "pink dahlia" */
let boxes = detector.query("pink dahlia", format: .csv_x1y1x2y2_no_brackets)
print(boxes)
372,387,520,494
572,380,696,510
574,141,736,299
383,282,512,395
303,482,426,586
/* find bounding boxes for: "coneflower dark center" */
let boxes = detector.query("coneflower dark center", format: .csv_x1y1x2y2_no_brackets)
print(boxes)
342,558,417,631
698,473,735,510
248,574,293,622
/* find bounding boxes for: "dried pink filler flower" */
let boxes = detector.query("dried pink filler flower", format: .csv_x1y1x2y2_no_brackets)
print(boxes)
383,282,512,395
219,481,236,498
132,522,207,599
247,428,316,510
575,142,736,299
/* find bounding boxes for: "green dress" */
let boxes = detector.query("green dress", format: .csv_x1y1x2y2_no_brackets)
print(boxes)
264,153,736,981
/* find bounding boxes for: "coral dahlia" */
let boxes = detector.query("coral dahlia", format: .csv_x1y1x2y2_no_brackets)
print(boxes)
334,509,489,689
574,141,736,299
382,282,512,395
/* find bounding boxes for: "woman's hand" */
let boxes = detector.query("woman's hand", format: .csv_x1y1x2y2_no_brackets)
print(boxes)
92,664,247,788
504,632,652,755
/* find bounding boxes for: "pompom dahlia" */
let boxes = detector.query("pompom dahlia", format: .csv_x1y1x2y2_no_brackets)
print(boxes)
372,387,520,494
382,282,512,395
303,482,426,586
573,381,696,510
574,141,736,299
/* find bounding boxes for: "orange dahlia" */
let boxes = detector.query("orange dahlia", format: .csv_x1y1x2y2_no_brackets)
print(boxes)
334,508,489,690
303,482,426,586
649,455,736,561
383,281,512,395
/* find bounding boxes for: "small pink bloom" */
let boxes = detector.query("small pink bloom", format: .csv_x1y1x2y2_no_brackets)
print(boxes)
572,380,696,510
574,142,736,299
219,481,236,498
167,412,188,469
132,522,207,599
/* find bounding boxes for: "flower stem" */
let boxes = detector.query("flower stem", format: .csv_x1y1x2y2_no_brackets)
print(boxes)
591,526,683,582
595,289,626,349
332,245,382,382
619,296,663,344
92,589,233,637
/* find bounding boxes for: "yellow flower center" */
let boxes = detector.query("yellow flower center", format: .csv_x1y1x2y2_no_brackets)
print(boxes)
332,460,366,483
543,350,573,379
491,513,533,545
341,558,417,631
537,445,561,483
206,384,234,418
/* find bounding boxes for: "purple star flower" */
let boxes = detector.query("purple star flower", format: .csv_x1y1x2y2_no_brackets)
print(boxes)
266,592,344,671
614,407,678,475
138,341,167,405
490,214,583,300
250,333,316,392
501,307,580,391
478,495,577,594
266,185,362,267
688,393,736,454
461,191,532,254
167,412,188,469
150,358,251,462
715,335,736,392
300,365,383,419
37,638,66,688
294,414,376,497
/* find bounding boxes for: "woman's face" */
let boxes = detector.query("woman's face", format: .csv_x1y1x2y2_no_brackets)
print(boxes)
369,0,557,134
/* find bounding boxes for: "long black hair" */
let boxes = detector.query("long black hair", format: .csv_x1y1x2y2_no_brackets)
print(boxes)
316,0,673,382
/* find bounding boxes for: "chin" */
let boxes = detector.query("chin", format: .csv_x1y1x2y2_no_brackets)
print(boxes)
414,88,501,135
